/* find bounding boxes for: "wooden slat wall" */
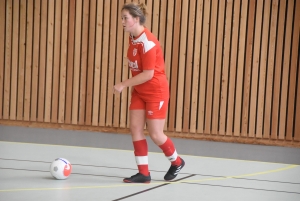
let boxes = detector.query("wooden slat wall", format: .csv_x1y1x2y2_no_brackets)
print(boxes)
0,0,300,146
226,0,240,136
0,0,5,120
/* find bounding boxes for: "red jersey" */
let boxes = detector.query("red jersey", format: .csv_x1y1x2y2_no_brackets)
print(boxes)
127,28,169,102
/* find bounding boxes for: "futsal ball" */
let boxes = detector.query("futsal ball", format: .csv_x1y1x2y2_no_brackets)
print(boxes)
50,158,72,180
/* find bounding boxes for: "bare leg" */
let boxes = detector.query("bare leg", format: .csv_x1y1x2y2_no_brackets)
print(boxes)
146,119,167,145
130,110,146,141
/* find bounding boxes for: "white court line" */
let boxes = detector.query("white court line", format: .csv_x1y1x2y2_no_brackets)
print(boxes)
0,140,297,165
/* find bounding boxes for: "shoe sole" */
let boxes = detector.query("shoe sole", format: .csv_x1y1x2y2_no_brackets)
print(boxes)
123,180,151,184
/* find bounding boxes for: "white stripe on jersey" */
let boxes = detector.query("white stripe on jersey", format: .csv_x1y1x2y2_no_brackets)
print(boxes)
167,150,178,162
132,32,155,53
135,156,148,165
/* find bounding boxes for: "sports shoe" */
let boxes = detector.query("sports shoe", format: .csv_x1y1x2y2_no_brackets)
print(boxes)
164,158,185,181
123,173,151,183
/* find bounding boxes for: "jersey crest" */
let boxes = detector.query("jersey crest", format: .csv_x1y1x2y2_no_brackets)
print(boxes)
133,48,137,56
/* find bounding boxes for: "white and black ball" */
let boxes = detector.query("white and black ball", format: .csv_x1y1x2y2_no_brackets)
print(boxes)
50,158,72,180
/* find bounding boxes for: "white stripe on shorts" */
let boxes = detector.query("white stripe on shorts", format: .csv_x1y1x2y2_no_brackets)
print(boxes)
159,101,164,110
167,150,178,162
135,156,148,165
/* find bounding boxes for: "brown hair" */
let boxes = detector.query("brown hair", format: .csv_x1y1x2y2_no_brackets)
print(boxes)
122,2,147,25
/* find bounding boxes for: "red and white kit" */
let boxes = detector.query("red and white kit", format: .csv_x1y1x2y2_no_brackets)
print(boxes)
127,28,169,119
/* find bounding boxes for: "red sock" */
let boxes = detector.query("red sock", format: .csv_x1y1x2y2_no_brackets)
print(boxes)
133,139,149,176
159,137,181,166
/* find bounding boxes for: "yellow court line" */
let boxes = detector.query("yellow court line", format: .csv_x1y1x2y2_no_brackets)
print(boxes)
0,140,296,165
0,164,298,193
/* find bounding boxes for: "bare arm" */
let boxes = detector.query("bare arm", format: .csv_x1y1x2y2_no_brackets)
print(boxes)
113,70,154,93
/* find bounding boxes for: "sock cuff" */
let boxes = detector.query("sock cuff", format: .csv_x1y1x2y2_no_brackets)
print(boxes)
167,150,178,162
135,156,148,165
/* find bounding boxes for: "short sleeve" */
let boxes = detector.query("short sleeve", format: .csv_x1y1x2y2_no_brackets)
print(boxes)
141,45,156,70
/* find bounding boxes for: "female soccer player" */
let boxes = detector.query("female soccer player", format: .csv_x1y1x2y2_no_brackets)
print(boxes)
113,2,185,183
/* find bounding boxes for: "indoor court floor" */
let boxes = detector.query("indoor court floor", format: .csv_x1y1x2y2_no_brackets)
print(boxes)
0,125,300,201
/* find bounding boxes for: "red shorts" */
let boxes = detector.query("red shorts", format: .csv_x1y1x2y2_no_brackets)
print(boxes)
130,91,168,119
